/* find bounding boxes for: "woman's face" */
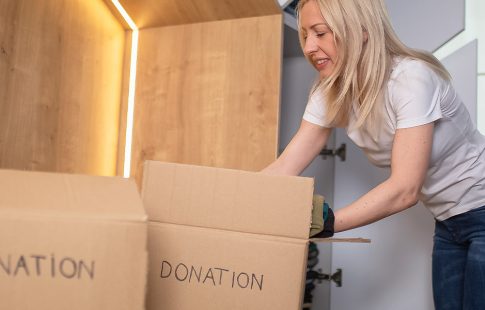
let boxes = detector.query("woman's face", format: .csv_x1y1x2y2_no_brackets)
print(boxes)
300,0,338,79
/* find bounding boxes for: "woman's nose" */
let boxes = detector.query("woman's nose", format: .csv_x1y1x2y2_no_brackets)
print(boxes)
304,36,317,55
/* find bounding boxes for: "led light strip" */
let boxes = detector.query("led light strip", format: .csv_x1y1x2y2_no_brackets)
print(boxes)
111,0,138,178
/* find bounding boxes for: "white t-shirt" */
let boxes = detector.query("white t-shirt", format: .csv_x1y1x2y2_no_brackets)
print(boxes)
303,57,485,221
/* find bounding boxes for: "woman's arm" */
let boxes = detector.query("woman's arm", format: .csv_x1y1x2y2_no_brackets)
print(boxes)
334,122,434,232
262,120,332,176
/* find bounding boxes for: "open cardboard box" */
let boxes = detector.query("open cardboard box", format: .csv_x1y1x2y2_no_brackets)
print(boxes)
0,169,147,310
142,160,369,310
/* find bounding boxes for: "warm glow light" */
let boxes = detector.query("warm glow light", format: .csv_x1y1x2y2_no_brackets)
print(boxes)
111,0,138,178
111,0,137,30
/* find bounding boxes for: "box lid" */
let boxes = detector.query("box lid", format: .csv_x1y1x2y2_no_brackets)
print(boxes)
141,161,314,239
0,169,146,222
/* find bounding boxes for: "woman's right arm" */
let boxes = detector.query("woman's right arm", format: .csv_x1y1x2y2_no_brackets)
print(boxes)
262,120,332,176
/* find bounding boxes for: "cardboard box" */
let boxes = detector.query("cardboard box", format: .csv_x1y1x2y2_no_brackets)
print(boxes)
0,169,148,310
142,161,318,310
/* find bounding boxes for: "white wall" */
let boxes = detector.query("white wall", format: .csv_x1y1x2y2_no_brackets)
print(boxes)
434,0,485,134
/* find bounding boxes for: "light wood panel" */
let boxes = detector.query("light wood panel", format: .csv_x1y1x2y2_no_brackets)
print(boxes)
118,0,281,28
0,0,125,175
129,15,282,184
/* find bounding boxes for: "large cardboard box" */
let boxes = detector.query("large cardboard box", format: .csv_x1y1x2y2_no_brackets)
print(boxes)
0,169,148,310
141,161,319,310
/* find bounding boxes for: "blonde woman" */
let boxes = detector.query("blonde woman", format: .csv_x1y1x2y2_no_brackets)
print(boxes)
263,0,485,308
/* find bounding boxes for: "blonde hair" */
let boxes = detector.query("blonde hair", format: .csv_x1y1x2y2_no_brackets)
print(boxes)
297,0,450,130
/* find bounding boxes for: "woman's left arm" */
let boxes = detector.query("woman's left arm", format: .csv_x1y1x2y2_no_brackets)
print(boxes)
333,122,434,232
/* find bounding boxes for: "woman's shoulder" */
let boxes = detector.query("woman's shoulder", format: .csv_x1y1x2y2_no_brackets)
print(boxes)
390,56,435,79
385,56,450,107
388,56,448,95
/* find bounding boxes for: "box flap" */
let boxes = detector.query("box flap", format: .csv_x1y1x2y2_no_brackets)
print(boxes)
0,169,146,222
141,161,314,239
311,237,371,243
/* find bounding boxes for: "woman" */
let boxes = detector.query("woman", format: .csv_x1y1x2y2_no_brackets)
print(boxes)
263,0,485,308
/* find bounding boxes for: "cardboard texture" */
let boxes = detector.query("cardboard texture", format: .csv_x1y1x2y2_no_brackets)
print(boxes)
142,161,317,310
142,160,314,238
0,169,148,310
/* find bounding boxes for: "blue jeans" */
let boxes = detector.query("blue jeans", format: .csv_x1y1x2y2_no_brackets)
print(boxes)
432,205,485,310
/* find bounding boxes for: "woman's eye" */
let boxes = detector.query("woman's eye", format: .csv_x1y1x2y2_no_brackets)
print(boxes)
316,32,325,37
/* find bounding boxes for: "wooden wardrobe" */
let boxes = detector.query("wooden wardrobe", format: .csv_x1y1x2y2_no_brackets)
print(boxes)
0,0,283,186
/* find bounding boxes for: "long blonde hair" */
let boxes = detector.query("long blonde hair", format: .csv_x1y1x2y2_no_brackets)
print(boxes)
297,0,450,130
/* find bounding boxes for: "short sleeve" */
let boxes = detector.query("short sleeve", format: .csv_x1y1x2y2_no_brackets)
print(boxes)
388,60,444,129
302,90,330,127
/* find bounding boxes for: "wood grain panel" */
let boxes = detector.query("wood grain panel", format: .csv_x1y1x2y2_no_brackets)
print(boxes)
130,15,282,184
0,0,125,176
119,0,281,28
